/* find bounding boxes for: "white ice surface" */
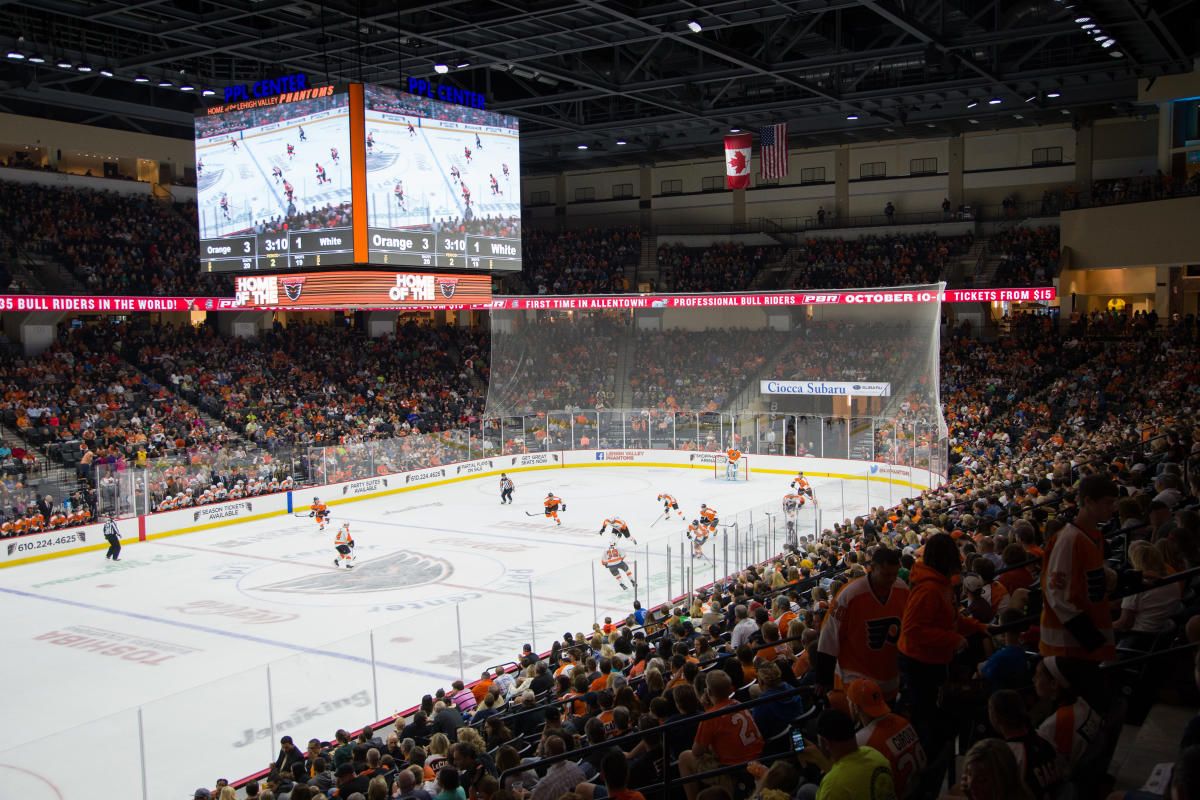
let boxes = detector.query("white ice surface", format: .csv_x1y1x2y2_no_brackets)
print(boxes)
0,467,872,799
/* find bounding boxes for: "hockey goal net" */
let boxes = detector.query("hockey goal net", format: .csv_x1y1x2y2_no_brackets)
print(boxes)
714,455,749,481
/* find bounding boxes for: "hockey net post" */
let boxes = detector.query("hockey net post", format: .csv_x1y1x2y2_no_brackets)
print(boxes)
714,455,749,481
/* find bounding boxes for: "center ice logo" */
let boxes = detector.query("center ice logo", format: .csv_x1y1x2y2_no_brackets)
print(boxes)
256,551,454,594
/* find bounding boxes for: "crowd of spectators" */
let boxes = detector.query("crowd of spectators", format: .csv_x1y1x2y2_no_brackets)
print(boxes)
525,229,640,294
655,243,780,293
1078,171,1200,208
0,178,232,296
785,233,972,291
627,329,788,413
989,227,1060,287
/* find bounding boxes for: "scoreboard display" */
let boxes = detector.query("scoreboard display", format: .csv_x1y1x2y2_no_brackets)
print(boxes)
196,87,355,273
363,84,521,271
195,80,522,275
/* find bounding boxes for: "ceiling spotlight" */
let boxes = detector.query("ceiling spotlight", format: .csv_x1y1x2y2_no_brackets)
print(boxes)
968,119,980,124
1061,109,1072,115
158,78,173,87
456,62,470,68
433,64,449,74
577,144,588,150
1109,50,1124,58
77,64,93,73
687,20,703,33
27,52,45,64
1092,31,1106,40
134,74,149,83
966,100,978,109
99,68,114,77
1046,91,1061,98
1101,38,1115,48
201,88,216,97
57,59,73,69
1013,113,1024,120
615,139,627,145
1075,16,1091,23
1081,22,1095,29
6,49,25,60
926,123,937,128
1025,94,1037,103
846,114,859,120
988,97,1002,105
179,81,195,91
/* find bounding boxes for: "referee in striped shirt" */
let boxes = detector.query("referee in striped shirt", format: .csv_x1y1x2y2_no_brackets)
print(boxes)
103,513,121,561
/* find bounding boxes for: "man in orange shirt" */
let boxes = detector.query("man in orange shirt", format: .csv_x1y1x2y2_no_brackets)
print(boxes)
816,547,909,699
677,670,763,800
848,678,926,800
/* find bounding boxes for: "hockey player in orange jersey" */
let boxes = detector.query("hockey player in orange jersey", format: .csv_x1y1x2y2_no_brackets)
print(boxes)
310,497,330,531
686,519,711,559
656,493,685,521
600,516,638,545
698,503,719,535
601,542,636,590
333,523,355,569
544,492,564,526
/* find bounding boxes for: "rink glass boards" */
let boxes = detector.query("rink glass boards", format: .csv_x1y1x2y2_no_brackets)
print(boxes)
362,84,521,271
195,82,522,274
196,85,355,272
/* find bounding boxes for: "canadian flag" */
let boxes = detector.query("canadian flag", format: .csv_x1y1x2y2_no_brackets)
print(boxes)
724,133,752,190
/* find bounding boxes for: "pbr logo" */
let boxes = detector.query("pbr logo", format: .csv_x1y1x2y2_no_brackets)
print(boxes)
281,277,306,302
436,277,460,298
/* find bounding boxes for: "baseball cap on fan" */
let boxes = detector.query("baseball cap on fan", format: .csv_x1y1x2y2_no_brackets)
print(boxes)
193,790,212,800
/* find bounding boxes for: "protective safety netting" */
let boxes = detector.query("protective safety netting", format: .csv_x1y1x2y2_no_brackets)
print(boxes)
484,285,948,463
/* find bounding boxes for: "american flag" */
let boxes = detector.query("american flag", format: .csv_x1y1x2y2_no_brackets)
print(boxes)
758,123,788,180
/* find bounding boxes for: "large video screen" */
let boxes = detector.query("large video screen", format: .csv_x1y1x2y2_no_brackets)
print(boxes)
196,91,354,272
363,85,521,271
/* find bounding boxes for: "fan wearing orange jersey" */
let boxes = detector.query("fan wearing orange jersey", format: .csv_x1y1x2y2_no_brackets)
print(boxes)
310,497,330,531
656,492,685,520
816,547,909,699
601,542,636,590
544,492,564,526
848,678,927,800
333,523,355,569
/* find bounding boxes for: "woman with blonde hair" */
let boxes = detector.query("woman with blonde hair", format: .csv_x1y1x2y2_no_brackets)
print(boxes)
1115,540,1183,647
957,737,1034,800
367,775,389,800
426,732,450,772
456,726,485,752
218,788,238,800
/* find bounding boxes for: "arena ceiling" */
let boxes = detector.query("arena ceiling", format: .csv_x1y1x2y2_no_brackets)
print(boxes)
0,0,1194,172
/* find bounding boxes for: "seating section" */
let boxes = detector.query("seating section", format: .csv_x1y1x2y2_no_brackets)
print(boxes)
0,179,232,296
989,226,1060,287
655,242,781,292
525,228,641,294
785,232,973,290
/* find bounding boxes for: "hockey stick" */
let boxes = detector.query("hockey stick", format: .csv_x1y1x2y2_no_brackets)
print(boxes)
524,511,541,517
650,513,664,528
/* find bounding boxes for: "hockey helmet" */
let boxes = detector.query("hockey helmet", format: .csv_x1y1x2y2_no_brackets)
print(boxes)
692,519,701,526
700,503,707,509
547,492,554,498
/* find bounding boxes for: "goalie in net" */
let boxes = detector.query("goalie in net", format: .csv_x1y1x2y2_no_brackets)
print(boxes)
715,448,748,481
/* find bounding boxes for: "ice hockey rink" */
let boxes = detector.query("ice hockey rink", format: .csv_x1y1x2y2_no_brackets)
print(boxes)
0,466,878,799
